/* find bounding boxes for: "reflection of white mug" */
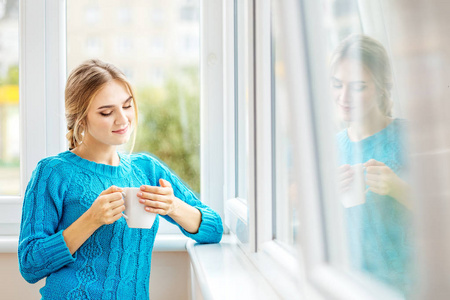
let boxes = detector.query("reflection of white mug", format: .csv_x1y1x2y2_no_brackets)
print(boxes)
122,187,156,229
341,164,366,208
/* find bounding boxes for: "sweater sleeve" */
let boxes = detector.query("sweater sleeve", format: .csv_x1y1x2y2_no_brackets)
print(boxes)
164,180,224,244
18,159,75,283
142,155,223,244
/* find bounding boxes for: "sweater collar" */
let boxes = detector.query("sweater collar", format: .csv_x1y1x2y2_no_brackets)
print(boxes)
59,150,132,178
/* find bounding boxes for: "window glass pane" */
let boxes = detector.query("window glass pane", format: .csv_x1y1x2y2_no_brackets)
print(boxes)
317,0,414,296
67,0,200,193
0,0,19,196
271,0,298,247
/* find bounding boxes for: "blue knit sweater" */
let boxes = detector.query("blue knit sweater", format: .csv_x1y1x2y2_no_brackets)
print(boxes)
18,151,223,299
336,119,412,293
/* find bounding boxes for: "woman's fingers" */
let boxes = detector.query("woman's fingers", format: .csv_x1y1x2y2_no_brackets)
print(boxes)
366,166,388,175
141,180,173,195
140,198,169,210
138,191,168,202
110,197,125,209
340,177,354,192
145,207,166,214
89,190,126,225
366,178,390,195
338,164,354,192
134,181,177,216
339,169,354,181
111,203,126,216
100,185,123,196
159,178,172,188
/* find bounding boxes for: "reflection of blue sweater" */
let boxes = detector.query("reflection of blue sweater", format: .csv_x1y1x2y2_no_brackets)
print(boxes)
18,151,223,299
336,119,412,293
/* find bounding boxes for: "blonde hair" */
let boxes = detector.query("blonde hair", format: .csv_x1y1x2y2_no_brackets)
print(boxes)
330,34,393,117
65,59,138,150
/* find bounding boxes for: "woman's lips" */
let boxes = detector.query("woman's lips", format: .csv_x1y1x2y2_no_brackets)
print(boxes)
339,104,353,112
113,126,129,134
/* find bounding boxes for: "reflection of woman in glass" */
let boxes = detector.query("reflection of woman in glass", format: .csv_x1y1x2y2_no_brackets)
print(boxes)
331,34,412,293
18,59,223,299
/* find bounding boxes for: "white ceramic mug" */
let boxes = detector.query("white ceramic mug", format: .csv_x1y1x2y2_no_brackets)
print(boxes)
122,187,156,229
341,163,366,208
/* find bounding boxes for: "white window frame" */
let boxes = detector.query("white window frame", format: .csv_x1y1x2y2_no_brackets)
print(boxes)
223,0,256,253
0,0,66,243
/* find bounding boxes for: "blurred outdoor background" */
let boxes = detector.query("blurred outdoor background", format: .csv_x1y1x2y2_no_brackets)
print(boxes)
0,0,201,195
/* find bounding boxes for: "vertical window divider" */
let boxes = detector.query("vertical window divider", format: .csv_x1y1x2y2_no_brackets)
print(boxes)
246,0,257,253
224,0,236,206
45,0,66,157
199,0,224,217
254,0,273,249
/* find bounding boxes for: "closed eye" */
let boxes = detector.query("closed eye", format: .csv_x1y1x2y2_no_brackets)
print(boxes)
331,78,342,88
350,83,366,91
100,111,113,116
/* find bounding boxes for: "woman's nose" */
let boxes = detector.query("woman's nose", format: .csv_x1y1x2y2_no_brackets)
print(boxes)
115,109,128,125
338,86,351,104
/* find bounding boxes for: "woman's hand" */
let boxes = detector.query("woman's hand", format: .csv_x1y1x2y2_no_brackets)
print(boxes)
338,164,355,193
138,179,202,233
87,186,125,226
364,159,411,208
138,179,180,216
63,186,125,255
364,159,400,197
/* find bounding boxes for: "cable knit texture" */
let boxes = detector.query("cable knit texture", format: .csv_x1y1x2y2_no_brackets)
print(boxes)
336,119,412,293
18,151,223,299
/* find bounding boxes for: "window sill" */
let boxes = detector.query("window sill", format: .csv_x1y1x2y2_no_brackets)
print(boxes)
0,234,189,253
0,236,18,253
187,234,281,300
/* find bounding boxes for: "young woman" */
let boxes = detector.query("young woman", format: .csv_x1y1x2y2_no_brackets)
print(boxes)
332,35,412,294
18,59,223,299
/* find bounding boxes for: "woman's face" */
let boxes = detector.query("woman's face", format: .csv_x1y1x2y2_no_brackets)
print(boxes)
331,58,380,122
83,79,135,148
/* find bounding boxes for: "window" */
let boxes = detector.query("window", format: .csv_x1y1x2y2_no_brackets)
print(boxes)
85,37,102,56
149,36,165,56
115,36,132,55
0,0,19,197
224,0,253,249
180,5,198,22
117,7,131,24
67,0,201,233
280,0,417,298
179,35,198,56
85,6,100,24
150,8,164,25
